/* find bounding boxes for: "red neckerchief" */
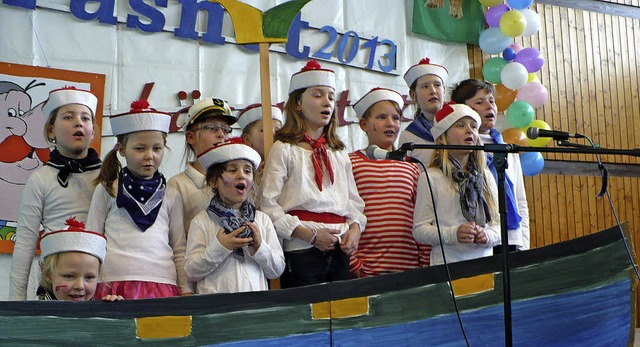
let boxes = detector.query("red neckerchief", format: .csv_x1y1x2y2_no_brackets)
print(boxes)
302,132,334,191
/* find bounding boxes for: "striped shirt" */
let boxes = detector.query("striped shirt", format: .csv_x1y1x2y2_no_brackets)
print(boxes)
349,151,431,277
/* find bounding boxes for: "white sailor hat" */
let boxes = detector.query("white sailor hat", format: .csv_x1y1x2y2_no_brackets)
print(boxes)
42,86,98,119
403,57,449,88
110,99,171,136
288,60,336,94
353,88,405,118
40,218,107,264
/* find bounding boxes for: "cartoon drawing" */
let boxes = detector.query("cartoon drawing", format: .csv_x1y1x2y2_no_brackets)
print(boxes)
0,80,50,242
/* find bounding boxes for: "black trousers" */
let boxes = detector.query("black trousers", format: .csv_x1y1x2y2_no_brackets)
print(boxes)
280,244,349,288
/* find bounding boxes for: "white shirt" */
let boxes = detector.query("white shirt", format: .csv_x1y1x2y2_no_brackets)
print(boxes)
9,166,99,300
413,168,501,265
185,210,284,294
399,130,435,170
480,133,530,250
166,163,214,236
260,141,366,251
86,182,190,294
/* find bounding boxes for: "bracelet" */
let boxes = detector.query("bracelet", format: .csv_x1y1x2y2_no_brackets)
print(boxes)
308,227,318,245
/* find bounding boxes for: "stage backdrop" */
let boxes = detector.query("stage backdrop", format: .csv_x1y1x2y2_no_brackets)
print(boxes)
0,0,469,300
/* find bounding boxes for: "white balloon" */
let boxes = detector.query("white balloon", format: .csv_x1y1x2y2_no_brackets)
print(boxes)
520,9,541,36
501,62,529,90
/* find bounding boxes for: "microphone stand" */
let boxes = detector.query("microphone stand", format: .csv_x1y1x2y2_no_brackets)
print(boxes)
399,141,640,347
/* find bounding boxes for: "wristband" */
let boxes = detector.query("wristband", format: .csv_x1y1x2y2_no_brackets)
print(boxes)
308,227,318,245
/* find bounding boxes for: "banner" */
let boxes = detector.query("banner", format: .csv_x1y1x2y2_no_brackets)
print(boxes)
412,0,485,45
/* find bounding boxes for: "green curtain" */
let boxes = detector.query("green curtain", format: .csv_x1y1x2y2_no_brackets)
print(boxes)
412,0,485,45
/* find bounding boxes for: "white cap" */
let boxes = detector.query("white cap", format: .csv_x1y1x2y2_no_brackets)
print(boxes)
40,218,107,264
110,100,171,136
288,60,336,94
431,103,481,140
176,98,235,129
198,142,262,171
236,104,284,131
403,57,449,88
353,88,404,118
42,87,98,118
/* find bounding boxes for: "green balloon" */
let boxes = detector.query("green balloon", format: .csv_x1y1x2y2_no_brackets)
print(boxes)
506,100,535,128
482,57,508,84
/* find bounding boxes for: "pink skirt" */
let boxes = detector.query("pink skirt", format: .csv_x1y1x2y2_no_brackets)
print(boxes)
95,281,180,300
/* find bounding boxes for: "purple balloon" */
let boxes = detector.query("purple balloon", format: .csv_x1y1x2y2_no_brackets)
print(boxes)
486,4,511,28
514,47,545,72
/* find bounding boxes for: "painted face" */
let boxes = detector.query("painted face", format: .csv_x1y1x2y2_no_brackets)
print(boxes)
360,100,401,151
47,252,100,301
298,86,335,132
187,117,232,156
120,131,165,180
465,89,497,134
445,117,479,157
49,104,95,159
411,75,445,121
214,159,254,209
243,119,283,159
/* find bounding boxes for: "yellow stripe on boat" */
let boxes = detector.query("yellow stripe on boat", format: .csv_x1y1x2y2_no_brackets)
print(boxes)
451,273,495,297
312,296,369,319
135,315,192,339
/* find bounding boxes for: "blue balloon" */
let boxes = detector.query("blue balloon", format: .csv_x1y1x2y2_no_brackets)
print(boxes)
479,28,512,55
503,47,516,61
506,0,534,10
520,152,544,176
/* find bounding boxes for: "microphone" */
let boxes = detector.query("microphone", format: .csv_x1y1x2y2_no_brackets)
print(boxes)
526,127,584,141
365,145,414,162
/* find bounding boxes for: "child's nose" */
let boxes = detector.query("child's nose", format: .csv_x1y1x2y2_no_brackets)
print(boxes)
72,278,85,290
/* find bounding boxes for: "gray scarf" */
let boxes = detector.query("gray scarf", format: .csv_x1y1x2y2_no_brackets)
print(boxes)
450,156,491,227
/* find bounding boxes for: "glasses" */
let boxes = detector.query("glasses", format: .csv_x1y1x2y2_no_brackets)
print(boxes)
196,125,233,134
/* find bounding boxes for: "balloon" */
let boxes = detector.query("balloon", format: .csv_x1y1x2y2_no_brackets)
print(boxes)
523,119,552,146
501,62,528,90
506,100,535,128
486,4,510,28
520,9,541,36
517,82,548,108
503,47,516,61
514,47,545,72
479,28,512,54
527,73,539,83
500,10,526,37
480,0,505,6
502,128,528,147
520,151,544,176
506,0,533,10
482,57,508,84
509,43,523,53
495,83,518,112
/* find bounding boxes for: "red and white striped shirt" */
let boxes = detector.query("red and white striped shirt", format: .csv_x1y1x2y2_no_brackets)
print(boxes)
349,151,431,277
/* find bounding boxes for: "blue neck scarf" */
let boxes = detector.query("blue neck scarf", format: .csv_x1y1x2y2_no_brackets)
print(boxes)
485,128,522,230
116,167,166,232
207,196,255,261
405,113,434,142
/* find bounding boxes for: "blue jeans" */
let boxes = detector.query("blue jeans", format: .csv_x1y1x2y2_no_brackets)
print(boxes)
281,244,349,288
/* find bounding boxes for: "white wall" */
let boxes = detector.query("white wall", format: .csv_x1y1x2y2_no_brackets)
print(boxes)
0,0,469,300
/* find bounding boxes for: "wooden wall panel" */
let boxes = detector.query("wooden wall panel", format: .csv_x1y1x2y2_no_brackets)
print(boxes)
466,0,640,323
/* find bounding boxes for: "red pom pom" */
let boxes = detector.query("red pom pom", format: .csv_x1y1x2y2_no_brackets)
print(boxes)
64,217,86,230
60,86,78,90
131,99,150,110
418,57,431,65
301,59,322,71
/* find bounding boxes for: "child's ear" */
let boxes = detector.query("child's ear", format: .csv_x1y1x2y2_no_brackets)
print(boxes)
241,133,252,146
185,130,197,145
117,143,125,156
358,117,367,132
